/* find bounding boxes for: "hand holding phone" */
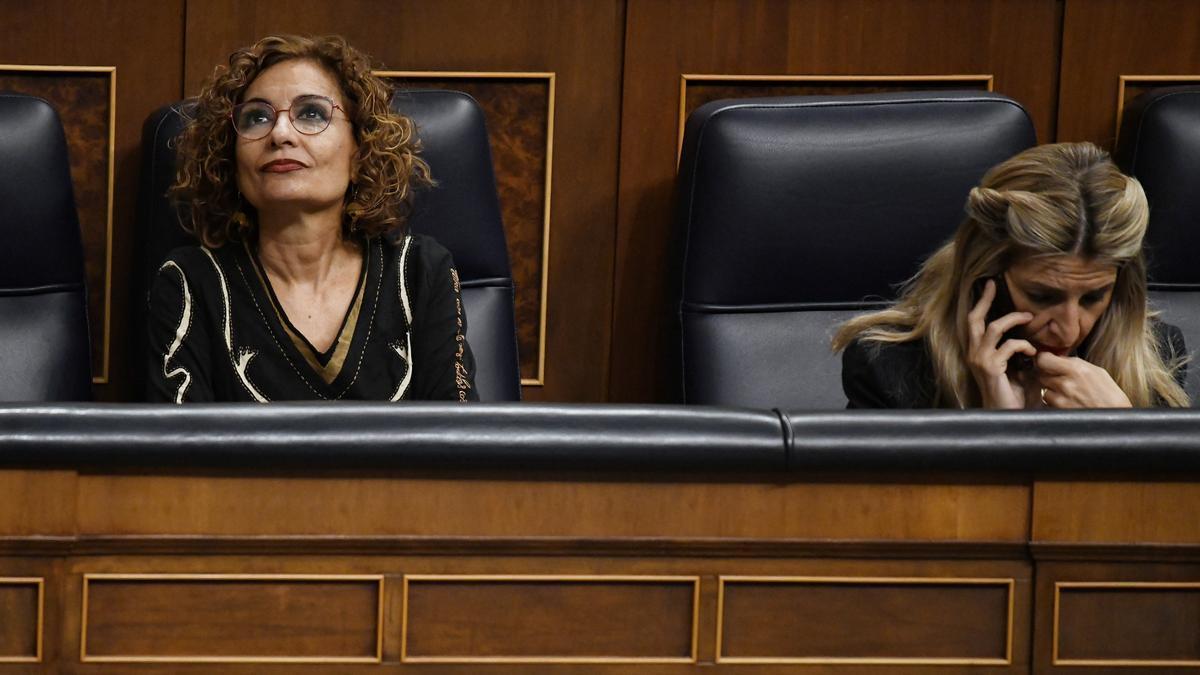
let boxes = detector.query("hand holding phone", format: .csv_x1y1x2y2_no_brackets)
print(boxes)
978,275,1033,372
967,276,1037,408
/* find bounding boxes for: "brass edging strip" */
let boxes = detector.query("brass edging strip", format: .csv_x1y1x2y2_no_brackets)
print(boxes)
0,577,43,663
80,573,384,664
1115,74,1200,146
1053,580,1200,667
677,73,994,164
0,64,116,384
715,575,1014,665
375,70,555,387
401,573,699,664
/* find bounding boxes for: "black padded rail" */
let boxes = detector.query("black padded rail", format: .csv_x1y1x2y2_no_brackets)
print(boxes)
781,408,1200,471
0,403,785,470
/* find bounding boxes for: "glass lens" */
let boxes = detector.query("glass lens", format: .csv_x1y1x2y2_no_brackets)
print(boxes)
290,96,334,134
233,102,275,139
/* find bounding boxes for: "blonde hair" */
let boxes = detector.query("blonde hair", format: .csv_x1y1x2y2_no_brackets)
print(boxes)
833,142,1189,408
170,34,432,247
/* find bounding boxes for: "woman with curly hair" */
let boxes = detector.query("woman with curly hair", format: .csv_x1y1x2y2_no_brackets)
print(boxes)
148,35,475,402
835,142,1189,409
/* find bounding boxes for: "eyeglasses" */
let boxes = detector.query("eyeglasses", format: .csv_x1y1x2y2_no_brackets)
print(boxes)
230,94,346,140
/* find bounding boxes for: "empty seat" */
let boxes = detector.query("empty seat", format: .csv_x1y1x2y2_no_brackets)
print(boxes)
675,91,1036,408
1116,85,1200,401
0,93,91,401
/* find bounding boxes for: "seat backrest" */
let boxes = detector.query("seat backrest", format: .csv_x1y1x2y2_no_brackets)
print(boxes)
1115,85,1200,401
135,89,520,401
675,91,1036,409
0,93,92,401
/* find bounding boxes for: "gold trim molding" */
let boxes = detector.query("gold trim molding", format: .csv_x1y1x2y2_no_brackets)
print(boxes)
1052,580,1200,668
715,575,1015,665
80,573,384,664
375,70,555,387
0,64,116,385
1115,74,1200,145
0,577,43,663
677,73,995,162
400,574,700,664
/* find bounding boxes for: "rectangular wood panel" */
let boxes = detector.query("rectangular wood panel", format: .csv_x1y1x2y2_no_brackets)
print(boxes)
1054,582,1200,666
402,575,698,662
81,574,382,663
718,576,1013,664
0,579,41,662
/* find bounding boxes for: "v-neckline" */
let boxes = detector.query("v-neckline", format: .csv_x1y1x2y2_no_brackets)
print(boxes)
244,238,371,382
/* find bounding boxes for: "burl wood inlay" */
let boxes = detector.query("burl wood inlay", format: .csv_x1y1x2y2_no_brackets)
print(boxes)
83,577,380,661
389,77,549,381
0,70,110,378
0,581,39,659
404,577,695,661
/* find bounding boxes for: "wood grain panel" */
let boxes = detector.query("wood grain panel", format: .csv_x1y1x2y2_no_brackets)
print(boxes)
0,0,185,401
1033,481,1200,545
0,470,75,537
0,579,41,661
402,575,697,662
183,0,623,402
1054,583,1200,666
81,574,382,662
76,472,1028,541
1057,0,1200,147
718,576,1012,664
380,73,552,384
0,67,113,385
613,0,1062,402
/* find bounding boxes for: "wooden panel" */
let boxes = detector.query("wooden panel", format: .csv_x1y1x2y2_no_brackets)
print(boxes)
1033,481,1200,545
0,470,75,536
1058,0,1200,147
718,576,1012,664
402,575,697,662
0,0,185,401
0,67,113,385
81,574,382,663
183,0,624,402
76,472,1028,541
379,72,553,385
0,579,41,662
612,0,1062,402
1054,583,1200,667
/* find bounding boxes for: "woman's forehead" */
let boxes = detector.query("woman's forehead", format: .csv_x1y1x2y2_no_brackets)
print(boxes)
1009,254,1118,287
244,59,343,103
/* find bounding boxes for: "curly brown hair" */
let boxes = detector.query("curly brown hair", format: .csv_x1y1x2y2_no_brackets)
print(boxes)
169,34,432,247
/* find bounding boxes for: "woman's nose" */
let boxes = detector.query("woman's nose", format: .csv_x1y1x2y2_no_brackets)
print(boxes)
1049,303,1081,344
267,113,297,145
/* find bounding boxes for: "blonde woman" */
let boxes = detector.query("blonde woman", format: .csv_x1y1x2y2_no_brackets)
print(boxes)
835,142,1188,409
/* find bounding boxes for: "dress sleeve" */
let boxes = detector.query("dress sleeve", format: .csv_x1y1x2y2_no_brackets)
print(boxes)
409,242,478,402
146,258,215,403
841,339,895,408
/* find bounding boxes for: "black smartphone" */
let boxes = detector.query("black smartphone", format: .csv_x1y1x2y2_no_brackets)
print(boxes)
975,275,1033,372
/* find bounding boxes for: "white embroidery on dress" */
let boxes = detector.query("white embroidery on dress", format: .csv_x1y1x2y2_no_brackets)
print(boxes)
159,261,192,403
202,247,269,402
389,334,413,402
396,234,413,327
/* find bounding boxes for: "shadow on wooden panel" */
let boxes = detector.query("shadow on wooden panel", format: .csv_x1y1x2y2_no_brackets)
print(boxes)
0,66,115,385
1054,581,1200,667
377,71,553,386
0,578,42,662
717,575,1013,665
402,574,698,663
81,574,382,663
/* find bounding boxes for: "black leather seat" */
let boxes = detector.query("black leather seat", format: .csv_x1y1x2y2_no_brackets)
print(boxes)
675,91,1036,409
1115,86,1200,402
135,89,520,401
0,93,91,401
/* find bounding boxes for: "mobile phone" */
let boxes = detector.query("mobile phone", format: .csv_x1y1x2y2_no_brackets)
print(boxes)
975,275,1033,372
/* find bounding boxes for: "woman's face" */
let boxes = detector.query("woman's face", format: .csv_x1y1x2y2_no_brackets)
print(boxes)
1004,254,1119,356
235,59,357,222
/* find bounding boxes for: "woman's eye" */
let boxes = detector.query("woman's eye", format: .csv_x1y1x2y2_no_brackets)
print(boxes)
1081,292,1106,306
1027,293,1054,305
238,108,272,126
295,103,330,121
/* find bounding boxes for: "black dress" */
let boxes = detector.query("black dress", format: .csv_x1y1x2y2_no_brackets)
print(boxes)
146,233,476,403
842,323,1187,408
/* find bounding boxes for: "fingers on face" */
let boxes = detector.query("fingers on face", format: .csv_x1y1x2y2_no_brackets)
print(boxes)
996,338,1037,362
984,311,1034,343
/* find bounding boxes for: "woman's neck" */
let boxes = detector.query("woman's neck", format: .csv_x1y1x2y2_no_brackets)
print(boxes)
255,209,357,288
